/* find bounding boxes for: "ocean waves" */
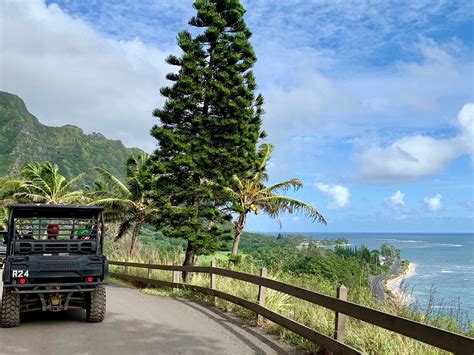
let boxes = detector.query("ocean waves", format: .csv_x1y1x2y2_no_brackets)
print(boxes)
375,238,463,248
304,232,474,319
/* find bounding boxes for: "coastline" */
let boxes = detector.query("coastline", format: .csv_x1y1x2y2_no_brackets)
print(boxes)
386,262,416,304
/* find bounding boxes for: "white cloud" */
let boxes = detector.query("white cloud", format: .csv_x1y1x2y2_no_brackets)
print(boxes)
315,182,350,209
384,190,412,220
424,193,442,211
457,103,474,161
244,1,471,65
388,190,405,206
262,70,364,142
261,38,473,143
259,37,473,180
1,0,169,151
357,103,474,183
343,39,472,120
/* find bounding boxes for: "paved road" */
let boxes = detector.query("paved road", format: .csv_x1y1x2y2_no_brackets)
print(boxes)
0,275,301,355
370,258,401,300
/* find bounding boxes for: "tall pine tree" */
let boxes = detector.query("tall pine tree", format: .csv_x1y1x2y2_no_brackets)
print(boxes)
149,0,265,278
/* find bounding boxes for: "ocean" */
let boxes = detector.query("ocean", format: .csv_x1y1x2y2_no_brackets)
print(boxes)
277,232,474,321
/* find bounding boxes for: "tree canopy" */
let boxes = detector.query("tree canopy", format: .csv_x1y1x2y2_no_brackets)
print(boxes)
0,162,85,205
149,0,265,272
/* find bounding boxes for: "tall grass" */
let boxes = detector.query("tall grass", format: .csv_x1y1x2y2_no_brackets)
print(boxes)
105,238,182,282
105,238,182,265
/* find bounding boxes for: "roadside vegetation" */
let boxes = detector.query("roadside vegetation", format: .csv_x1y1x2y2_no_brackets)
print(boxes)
106,229,472,354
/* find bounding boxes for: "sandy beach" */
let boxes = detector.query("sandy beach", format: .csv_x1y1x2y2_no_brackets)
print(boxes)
386,262,416,304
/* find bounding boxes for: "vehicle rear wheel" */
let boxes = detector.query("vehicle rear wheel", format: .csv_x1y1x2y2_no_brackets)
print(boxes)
86,285,106,322
1,288,20,328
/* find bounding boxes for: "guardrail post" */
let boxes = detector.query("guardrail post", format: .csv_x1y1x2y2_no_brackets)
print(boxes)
147,259,152,279
173,262,180,292
210,259,217,290
257,267,267,326
334,284,348,342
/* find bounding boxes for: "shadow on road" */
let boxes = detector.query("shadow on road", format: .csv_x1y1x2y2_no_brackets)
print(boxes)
176,298,304,354
20,308,86,324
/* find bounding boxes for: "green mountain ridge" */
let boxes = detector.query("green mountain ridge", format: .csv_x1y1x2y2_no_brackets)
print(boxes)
0,91,143,184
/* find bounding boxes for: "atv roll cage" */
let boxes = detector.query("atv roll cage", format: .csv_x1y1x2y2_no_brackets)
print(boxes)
5,204,105,255
1,205,108,326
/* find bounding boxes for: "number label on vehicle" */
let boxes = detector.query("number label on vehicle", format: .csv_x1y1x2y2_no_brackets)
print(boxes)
12,270,29,278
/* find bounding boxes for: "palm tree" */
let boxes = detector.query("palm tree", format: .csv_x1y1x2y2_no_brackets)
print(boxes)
221,144,326,267
91,154,158,255
0,162,85,204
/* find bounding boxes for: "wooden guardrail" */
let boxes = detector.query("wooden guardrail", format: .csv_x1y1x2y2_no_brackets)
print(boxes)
109,260,474,355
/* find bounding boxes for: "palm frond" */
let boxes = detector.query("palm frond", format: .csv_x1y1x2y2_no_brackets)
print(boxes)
61,190,87,204
231,175,244,191
102,210,130,223
0,177,23,194
22,163,54,196
258,178,303,195
13,191,48,204
94,167,130,197
260,195,327,224
6,162,85,204
222,186,240,200
19,182,50,201
91,197,134,210
60,173,85,194
115,218,134,241
256,143,274,172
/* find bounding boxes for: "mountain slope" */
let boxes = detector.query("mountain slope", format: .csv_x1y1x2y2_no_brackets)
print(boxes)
0,91,144,184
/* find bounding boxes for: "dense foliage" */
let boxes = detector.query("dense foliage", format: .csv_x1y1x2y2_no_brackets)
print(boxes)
91,154,158,255
236,233,388,291
136,228,388,293
0,91,142,184
149,0,265,271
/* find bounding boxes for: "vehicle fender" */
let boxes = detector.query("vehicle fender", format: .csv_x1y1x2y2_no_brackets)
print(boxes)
103,258,109,276
3,258,11,283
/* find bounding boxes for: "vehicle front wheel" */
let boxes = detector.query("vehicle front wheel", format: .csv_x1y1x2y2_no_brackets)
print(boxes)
1,288,20,328
86,285,106,322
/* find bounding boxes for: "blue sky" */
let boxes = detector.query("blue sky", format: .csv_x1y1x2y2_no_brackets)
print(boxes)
2,0,473,232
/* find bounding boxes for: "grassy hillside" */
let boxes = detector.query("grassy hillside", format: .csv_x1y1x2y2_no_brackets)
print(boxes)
0,91,143,184
106,230,472,353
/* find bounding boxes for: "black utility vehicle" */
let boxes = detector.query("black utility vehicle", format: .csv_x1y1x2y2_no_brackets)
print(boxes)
0,204,108,327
